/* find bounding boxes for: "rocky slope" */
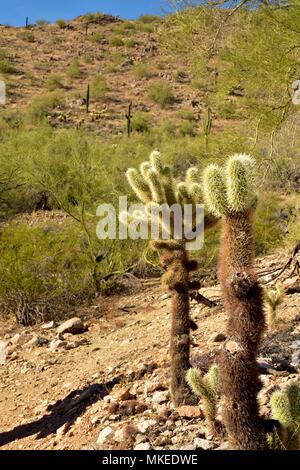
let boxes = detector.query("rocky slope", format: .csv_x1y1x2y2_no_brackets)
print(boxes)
0,252,299,450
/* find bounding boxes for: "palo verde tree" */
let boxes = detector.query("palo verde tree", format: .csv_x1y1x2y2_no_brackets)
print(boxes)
122,150,213,406
203,154,268,449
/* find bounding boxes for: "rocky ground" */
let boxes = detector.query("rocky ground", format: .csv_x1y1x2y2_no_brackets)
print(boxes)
0,252,299,450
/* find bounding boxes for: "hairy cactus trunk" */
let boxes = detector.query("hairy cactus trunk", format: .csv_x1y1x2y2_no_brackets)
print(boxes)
218,210,267,449
169,248,192,406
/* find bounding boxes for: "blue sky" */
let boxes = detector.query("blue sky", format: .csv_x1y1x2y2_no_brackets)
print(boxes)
0,1,175,26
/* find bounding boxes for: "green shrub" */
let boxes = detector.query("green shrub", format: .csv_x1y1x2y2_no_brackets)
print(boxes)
67,58,81,79
0,48,7,60
191,78,206,91
138,14,161,24
109,36,124,47
36,19,50,26
131,111,151,133
177,108,196,122
20,31,35,42
148,81,174,108
45,73,64,91
27,93,62,124
137,23,154,33
134,63,151,79
56,19,67,29
218,101,237,119
90,74,107,101
0,59,15,74
126,38,138,48
89,31,103,43
179,120,198,137
0,223,93,324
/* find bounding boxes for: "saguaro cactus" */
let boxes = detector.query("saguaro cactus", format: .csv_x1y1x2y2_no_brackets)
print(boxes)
203,107,212,152
86,84,90,113
203,154,268,449
125,101,133,137
123,151,204,406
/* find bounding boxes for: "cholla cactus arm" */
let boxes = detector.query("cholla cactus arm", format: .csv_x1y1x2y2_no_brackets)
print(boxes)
126,168,152,204
202,165,228,217
146,168,166,204
160,165,177,206
225,154,255,213
177,182,193,205
270,391,292,426
140,161,152,180
205,363,219,395
287,382,300,422
186,367,217,427
149,150,164,174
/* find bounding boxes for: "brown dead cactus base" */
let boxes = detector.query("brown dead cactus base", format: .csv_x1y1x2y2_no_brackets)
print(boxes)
218,211,267,450
156,240,199,406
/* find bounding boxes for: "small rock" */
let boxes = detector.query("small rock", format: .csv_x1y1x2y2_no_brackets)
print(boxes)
49,339,67,351
134,442,151,450
111,386,132,401
42,321,55,330
137,419,157,434
57,317,86,336
11,333,33,347
194,437,214,450
97,426,114,445
177,405,202,419
135,434,147,444
56,423,70,439
152,390,169,404
113,424,138,444
144,381,163,394
26,335,48,348
0,340,7,365
208,333,226,343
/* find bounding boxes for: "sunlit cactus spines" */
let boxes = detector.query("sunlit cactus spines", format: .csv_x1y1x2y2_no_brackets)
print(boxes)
123,150,206,407
177,182,193,205
186,365,219,430
203,164,228,217
269,382,300,449
126,168,152,204
225,154,255,213
206,363,219,394
147,168,166,204
287,382,300,421
140,161,151,180
186,166,199,185
264,282,285,328
149,149,164,174
203,154,267,449
271,391,292,426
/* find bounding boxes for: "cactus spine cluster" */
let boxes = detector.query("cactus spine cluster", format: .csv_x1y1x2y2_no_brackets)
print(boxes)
203,154,267,449
269,382,300,449
124,150,204,406
186,365,219,432
263,282,285,329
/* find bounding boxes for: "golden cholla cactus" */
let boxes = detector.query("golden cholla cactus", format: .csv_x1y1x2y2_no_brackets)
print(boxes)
123,150,205,406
